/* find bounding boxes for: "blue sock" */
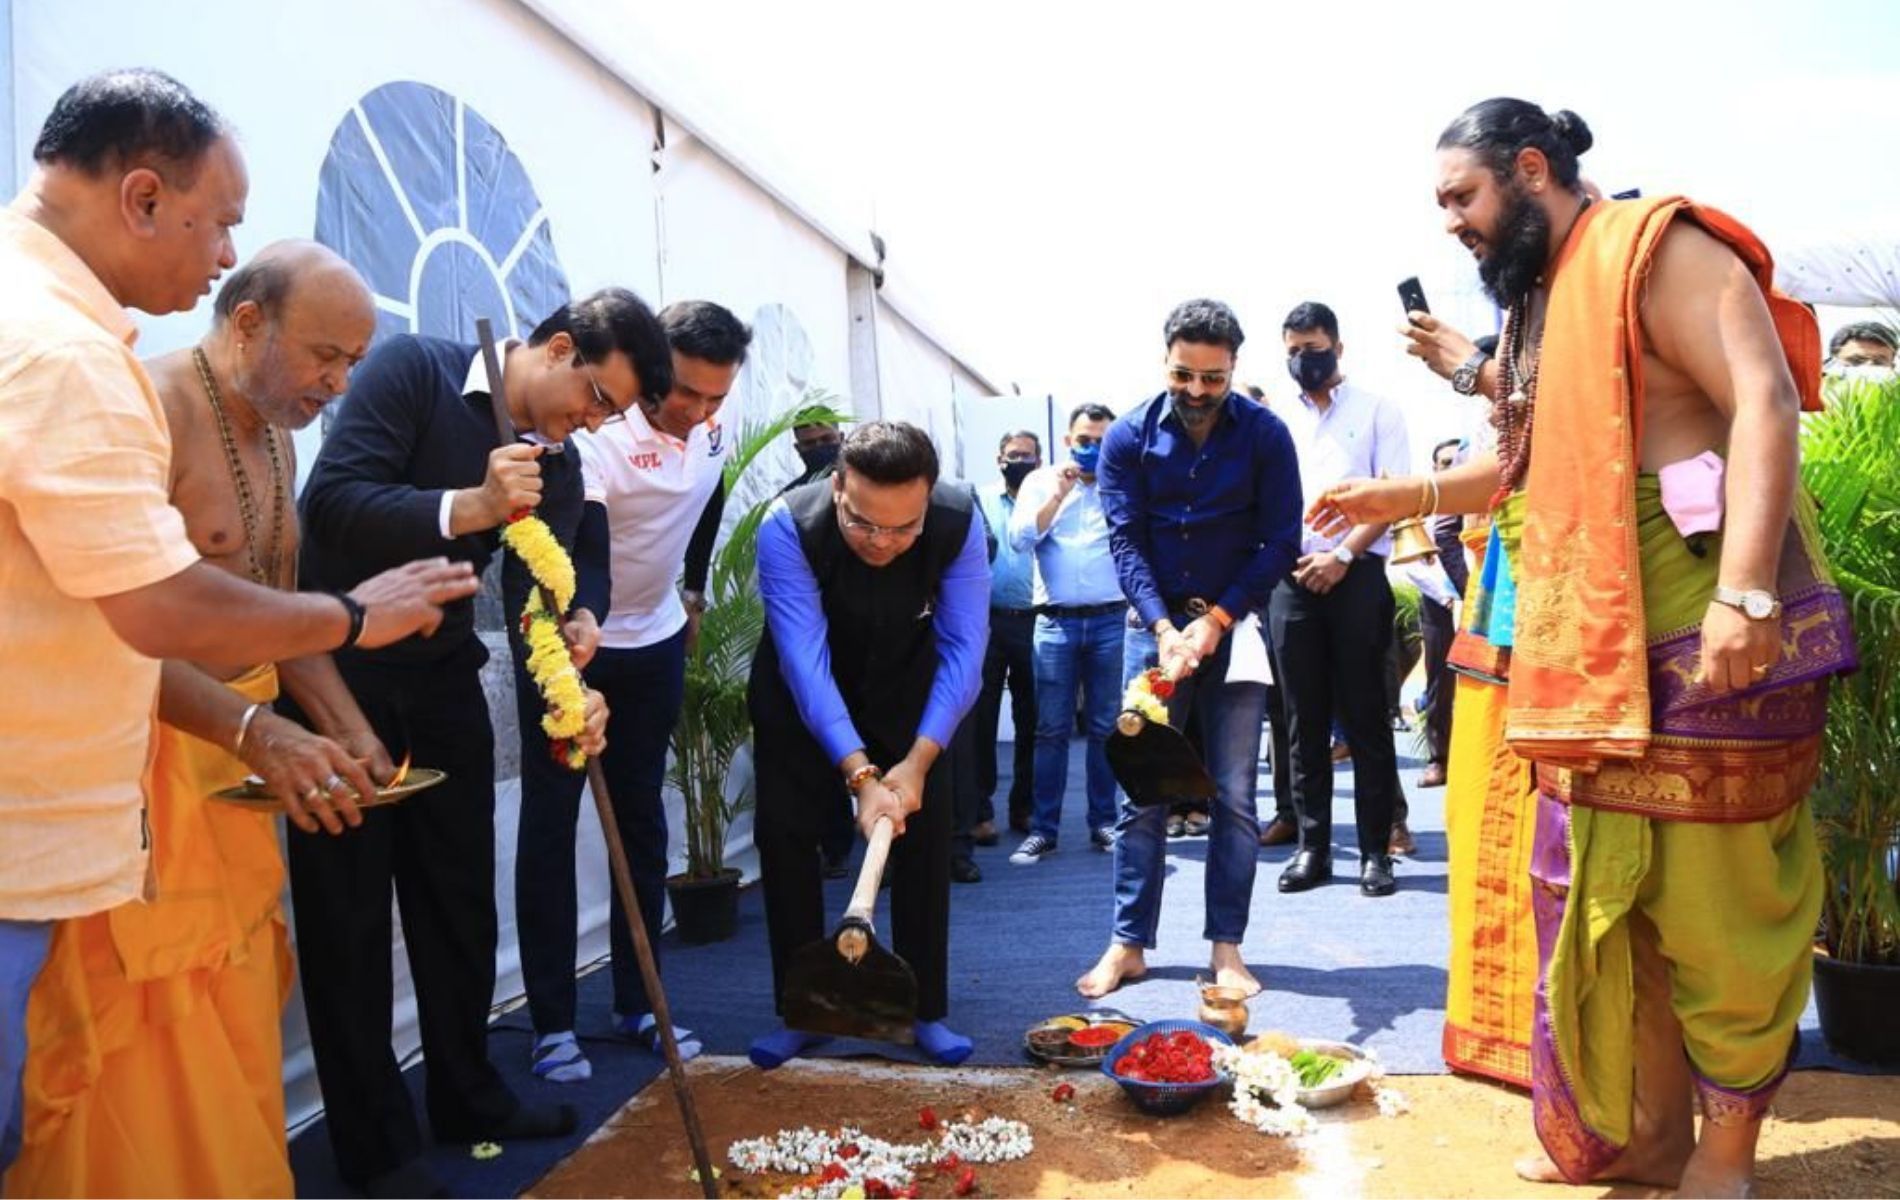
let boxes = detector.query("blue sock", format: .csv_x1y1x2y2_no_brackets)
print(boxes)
914,1019,973,1065
748,1026,829,1070
531,1031,592,1083
617,1012,703,1062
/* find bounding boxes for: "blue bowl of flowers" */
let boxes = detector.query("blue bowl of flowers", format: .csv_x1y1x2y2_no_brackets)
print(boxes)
1101,1019,1234,1116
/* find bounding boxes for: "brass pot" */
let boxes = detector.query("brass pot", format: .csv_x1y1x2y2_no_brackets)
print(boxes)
1197,982,1250,1041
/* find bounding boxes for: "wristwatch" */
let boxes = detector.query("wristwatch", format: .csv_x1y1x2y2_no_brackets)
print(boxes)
1331,545,1356,567
1450,349,1491,396
1712,585,1781,621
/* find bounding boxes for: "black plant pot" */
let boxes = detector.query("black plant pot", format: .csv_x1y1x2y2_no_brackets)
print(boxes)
666,869,742,945
1812,952,1900,1066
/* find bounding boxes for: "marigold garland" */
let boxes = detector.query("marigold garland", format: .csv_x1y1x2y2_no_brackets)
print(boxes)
1120,666,1174,727
502,513,586,770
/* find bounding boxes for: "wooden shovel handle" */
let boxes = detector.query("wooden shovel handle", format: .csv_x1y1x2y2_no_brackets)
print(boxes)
844,814,896,925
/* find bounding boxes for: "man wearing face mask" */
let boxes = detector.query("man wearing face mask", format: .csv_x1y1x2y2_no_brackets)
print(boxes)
789,419,845,485
1825,320,1896,379
1271,302,1411,898
1080,300,1301,999
970,431,1042,852
1007,404,1124,866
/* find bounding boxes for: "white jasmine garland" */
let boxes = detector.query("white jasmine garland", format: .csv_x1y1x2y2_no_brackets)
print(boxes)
728,1117,1034,1199
1212,1045,1316,1139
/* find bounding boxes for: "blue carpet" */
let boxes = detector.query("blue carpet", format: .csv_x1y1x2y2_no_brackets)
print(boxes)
290,735,1872,1197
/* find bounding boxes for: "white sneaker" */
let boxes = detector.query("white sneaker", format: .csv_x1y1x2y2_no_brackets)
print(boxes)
1009,833,1057,865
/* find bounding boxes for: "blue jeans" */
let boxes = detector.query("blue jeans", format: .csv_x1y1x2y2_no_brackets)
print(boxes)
1029,610,1124,841
1111,623,1266,946
1,919,54,1171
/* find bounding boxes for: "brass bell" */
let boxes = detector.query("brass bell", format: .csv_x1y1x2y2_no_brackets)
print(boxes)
1388,516,1439,566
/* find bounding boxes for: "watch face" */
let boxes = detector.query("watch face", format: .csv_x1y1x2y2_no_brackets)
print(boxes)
1744,592,1775,620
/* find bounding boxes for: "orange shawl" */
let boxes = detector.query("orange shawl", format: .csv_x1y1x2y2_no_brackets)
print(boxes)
1504,196,1820,767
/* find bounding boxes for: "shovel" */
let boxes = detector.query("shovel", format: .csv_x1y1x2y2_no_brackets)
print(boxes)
1105,660,1217,808
783,814,918,1044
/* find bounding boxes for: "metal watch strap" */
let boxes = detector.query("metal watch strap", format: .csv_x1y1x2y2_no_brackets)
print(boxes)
332,591,368,649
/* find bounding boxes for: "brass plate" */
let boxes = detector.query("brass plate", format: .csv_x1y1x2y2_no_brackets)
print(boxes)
209,767,448,813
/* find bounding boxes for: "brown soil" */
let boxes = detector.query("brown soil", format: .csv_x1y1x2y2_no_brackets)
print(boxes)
528,1058,1897,1199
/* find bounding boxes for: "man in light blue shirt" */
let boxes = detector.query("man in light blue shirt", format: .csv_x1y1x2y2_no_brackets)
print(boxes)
1006,403,1124,865
970,431,1042,854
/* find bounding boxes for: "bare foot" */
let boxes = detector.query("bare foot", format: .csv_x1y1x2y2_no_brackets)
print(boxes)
1512,1137,1689,1189
1076,944,1146,998
1209,942,1261,997
1676,1119,1759,1198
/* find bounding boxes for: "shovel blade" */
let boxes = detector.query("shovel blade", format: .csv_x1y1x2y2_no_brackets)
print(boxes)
1107,720,1217,807
782,926,918,1044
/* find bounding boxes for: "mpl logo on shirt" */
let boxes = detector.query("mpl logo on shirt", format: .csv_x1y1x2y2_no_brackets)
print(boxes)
628,451,664,471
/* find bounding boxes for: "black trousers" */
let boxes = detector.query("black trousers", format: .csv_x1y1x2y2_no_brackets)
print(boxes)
284,658,517,1188
1266,557,1400,857
973,609,1037,824
1419,598,1458,765
515,629,686,1036
753,718,953,1022
1265,681,1293,824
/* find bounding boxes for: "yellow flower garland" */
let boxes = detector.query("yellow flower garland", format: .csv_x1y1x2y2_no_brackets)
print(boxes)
502,514,587,770
1121,668,1172,727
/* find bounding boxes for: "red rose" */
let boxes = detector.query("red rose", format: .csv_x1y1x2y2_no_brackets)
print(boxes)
937,1153,961,1172
820,1162,848,1183
1151,678,1175,699
918,1105,939,1131
865,1179,892,1199
1052,1081,1075,1102
954,1165,978,1196
839,1143,860,1160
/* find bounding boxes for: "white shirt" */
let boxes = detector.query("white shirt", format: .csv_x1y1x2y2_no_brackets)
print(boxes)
1277,379,1411,557
1005,463,1122,607
572,404,730,649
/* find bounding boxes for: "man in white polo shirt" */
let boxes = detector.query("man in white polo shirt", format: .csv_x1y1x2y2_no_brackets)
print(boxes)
513,301,746,1083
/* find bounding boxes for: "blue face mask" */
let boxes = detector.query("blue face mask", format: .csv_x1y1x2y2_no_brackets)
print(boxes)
1069,442,1101,473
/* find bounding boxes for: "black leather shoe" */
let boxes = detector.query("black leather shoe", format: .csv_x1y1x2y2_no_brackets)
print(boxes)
1361,853,1397,897
951,857,982,884
1278,849,1333,893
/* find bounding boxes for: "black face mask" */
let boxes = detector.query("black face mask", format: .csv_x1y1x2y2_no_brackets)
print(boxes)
1001,460,1037,491
1287,347,1338,393
798,442,841,474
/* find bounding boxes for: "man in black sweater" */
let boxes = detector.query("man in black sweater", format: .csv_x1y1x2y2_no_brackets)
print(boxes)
291,288,672,1198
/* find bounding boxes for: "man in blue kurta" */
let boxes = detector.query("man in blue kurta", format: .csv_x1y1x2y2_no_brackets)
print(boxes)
745,421,989,1068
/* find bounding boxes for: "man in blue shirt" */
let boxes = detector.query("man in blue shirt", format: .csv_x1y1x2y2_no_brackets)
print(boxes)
1007,403,1123,865
969,431,1042,854
745,422,990,1068
1079,299,1302,1000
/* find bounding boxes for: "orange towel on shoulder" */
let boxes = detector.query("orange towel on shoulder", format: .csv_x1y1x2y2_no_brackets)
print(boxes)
1504,196,1821,768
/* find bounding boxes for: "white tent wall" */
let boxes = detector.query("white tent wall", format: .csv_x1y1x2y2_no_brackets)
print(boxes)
6,0,999,1135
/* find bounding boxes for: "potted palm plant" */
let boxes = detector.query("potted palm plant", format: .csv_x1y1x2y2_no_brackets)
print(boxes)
1798,370,1900,1065
664,392,850,943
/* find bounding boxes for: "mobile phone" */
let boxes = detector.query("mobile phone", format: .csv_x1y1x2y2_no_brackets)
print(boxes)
1398,277,1429,322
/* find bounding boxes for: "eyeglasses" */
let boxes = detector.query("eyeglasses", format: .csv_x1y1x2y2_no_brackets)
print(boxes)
1001,452,1040,464
838,504,926,542
582,363,631,426
1166,365,1231,391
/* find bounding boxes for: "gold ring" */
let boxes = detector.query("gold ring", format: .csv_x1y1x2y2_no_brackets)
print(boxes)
1752,664,1770,676
304,786,325,803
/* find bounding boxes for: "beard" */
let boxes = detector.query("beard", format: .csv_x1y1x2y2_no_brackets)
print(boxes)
1169,391,1223,430
236,335,324,431
1476,182,1551,308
